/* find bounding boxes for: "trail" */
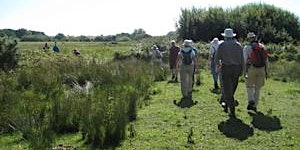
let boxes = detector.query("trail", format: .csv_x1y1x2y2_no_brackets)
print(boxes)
117,71,300,150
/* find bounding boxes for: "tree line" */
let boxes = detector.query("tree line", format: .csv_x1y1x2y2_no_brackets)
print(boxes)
177,3,300,43
0,28,151,42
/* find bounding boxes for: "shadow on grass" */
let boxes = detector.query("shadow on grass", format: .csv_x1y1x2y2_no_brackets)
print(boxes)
249,111,282,132
218,117,254,141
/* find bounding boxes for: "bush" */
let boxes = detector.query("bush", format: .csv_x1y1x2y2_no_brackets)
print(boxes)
0,50,156,148
269,60,300,83
0,37,19,71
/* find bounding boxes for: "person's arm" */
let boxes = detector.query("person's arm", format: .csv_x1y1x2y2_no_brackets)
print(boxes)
175,53,181,75
208,46,213,61
193,55,198,73
214,46,222,72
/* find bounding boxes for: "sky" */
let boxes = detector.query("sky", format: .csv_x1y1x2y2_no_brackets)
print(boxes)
0,0,299,36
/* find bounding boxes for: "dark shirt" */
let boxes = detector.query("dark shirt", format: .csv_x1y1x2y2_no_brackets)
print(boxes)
214,39,244,67
169,46,180,65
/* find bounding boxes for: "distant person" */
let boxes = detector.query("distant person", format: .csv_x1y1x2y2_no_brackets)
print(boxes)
209,38,220,91
73,49,81,56
43,43,50,51
214,28,244,117
243,32,269,112
169,40,180,82
151,45,163,66
53,42,60,53
174,39,198,107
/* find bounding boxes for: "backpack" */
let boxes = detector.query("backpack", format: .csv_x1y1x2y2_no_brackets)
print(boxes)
249,44,268,68
181,49,193,65
155,49,162,58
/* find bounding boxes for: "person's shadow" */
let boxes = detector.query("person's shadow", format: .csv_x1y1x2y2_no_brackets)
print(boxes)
218,116,254,141
249,111,282,131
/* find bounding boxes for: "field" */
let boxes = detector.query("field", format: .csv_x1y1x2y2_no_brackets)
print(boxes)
0,41,299,150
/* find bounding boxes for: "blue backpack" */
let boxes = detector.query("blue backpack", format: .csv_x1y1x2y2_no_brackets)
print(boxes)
181,49,193,65
53,45,60,52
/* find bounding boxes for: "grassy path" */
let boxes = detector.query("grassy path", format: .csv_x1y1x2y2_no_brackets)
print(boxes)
117,71,300,150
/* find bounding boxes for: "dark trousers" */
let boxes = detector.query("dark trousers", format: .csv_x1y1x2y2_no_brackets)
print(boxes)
221,65,242,108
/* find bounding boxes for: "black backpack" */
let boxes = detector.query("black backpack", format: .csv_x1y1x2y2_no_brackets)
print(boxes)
181,49,193,65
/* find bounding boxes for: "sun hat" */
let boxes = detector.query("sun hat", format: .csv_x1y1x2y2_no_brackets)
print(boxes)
247,32,256,38
183,39,193,46
170,40,176,43
221,28,236,38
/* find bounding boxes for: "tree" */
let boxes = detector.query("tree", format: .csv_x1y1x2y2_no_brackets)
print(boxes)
177,3,300,43
55,33,66,41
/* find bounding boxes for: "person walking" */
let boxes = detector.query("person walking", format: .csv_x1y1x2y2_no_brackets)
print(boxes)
169,40,180,82
243,32,269,112
53,41,60,53
209,37,220,91
174,39,198,107
214,28,244,117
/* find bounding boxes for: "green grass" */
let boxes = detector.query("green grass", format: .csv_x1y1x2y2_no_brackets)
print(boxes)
1,42,299,149
114,71,299,150
1,70,298,150
18,42,134,61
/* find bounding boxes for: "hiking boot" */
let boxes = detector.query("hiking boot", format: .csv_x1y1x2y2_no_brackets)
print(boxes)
174,77,178,82
171,74,175,80
221,102,228,113
214,83,219,89
234,100,239,107
247,101,255,111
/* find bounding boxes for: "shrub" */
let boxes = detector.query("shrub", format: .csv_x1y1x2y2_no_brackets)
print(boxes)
0,37,19,71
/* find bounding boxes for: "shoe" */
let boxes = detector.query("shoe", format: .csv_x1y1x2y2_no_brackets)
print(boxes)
234,100,239,106
221,102,228,113
174,77,178,82
171,75,175,80
247,101,255,110
214,83,219,89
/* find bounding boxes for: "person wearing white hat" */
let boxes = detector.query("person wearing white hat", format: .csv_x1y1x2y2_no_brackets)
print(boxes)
169,40,180,82
214,28,244,117
209,37,221,91
174,39,198,107
243,32,269,112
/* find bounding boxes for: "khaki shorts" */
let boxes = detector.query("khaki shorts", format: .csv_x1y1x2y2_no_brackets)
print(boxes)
246,66,266,87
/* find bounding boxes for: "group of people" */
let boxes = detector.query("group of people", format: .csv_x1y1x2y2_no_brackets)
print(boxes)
43,42,81,56
164,28,268,118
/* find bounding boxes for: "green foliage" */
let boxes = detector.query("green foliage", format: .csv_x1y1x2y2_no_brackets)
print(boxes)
0,42,159,149
0,37,19,71
21,34,50,42
269,60,300,83
177,3,300,43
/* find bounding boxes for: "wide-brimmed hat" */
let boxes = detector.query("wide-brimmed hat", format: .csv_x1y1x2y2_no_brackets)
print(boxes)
183,39,193,46
247,32,256,38
221,28,236,38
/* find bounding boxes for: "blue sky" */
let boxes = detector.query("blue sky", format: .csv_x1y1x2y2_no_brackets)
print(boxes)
0,0,299,36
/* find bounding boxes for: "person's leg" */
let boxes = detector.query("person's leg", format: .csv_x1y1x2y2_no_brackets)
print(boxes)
254,67,266,108
211,62,218,88
180,65,188,98
187,65,194,100
221,66,234,108
246,66,256,110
